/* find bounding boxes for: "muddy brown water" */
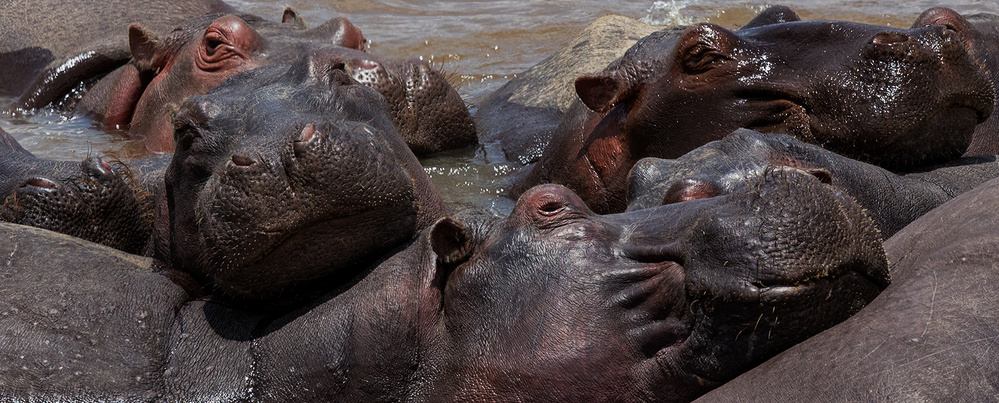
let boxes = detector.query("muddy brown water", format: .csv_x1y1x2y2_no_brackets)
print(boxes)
3,0,999,216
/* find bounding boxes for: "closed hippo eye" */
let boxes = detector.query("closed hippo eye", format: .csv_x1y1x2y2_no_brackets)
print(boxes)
197,16,261,71
538,200,566,216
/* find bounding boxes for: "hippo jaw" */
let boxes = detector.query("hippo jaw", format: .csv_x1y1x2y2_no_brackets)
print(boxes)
429,171,888,401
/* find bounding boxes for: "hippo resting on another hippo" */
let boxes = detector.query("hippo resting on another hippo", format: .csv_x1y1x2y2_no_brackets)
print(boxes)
504,6,995,213
2,1,475,155
697,175,999,401
627,129,999,238
0,163,889,400
3,49,447,305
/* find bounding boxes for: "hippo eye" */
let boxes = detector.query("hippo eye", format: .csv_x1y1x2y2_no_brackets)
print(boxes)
538,201,566,216
683,45,730,74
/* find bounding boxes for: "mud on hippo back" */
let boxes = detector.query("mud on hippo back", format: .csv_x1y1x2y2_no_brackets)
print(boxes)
0,163,889,401
514,6,994,213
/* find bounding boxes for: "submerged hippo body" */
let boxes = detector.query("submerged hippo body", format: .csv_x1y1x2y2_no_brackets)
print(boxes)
0,166,888,401
513,6,994,213
698,176,999,401
627,130,999,238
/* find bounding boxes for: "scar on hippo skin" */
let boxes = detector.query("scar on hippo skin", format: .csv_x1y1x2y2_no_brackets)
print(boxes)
515,5,995,214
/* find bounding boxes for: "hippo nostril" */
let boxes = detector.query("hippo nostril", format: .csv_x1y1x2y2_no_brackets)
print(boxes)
82,157,113,180
872,31,910,45
805,168,833,184
230,154,256,167
26,177,56,189
293,122,320,158
662,178,720,205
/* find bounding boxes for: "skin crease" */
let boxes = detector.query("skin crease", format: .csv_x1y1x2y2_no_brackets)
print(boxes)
514,6,994,214
0,168,889,401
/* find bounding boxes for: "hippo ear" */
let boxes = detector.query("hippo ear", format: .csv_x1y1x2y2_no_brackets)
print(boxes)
430,217,472,268
282,6,308,29
128,24,164,69
576,73,628,113
675,24,739,75
741,6,800,29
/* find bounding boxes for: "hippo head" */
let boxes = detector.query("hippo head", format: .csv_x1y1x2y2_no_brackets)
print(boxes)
1,155,152,255
161,49,444,304
423,170,889,400
567,6,993,212
89,10,366,153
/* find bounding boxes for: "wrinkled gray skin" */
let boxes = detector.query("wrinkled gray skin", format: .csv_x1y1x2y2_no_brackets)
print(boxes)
476,15,661,164
0,167,889,401
628,129,999,238
697,176,999,401
512,6,994,214
157,49,447,304
0,127,165,254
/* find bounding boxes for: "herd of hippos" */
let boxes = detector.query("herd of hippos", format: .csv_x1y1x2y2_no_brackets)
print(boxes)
1,0,998,401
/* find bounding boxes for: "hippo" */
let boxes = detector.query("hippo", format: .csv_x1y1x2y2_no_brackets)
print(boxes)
4,2,475,156
0,0,233,97
696,176,999,401
476,15,662,164
156,48,448,303
627,129,999,238
510,6,994,214
2,49,447,305
0,164,889,401
0,127,166,254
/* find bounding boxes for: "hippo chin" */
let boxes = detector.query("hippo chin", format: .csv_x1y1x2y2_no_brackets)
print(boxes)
0,166,888,401
514,6,994,214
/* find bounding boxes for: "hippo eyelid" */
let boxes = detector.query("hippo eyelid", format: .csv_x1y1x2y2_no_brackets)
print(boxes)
538,201,566,216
